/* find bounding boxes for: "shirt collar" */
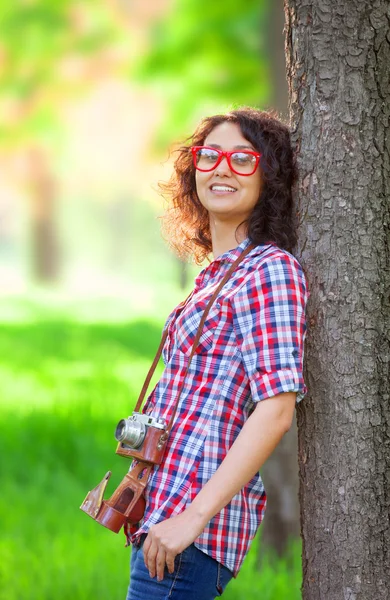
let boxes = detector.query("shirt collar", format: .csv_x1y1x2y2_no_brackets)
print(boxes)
194,239,274,288
214,238,274,264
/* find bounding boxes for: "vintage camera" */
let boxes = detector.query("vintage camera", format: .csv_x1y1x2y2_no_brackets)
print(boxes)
115,412,167,463
80,412,169,533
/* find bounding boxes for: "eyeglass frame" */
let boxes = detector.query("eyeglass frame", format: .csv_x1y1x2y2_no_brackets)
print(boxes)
191,145,261,176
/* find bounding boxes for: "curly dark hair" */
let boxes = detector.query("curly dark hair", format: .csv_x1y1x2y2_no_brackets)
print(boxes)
159,107,298,264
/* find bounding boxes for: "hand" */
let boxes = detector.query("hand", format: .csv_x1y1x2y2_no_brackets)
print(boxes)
143,510,206,582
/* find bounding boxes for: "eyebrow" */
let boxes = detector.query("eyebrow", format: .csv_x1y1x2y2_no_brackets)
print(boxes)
207,143,255,151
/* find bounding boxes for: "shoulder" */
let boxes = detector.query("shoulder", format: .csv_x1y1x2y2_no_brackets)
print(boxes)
246,243,303,270
239,244,307,291
229,245,308,330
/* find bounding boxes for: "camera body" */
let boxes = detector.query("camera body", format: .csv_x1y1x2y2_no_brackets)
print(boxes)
80,412,169,533
115,412,168,465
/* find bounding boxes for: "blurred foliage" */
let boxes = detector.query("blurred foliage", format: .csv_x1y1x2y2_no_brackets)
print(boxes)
0,1,125,146
133,0,271,146
0,306,302,599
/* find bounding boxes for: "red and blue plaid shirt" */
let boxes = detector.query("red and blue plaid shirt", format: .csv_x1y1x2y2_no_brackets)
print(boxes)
132,239,308,575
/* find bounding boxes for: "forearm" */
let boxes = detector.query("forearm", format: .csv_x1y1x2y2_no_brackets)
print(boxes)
143,392,296,579
186,391,296,527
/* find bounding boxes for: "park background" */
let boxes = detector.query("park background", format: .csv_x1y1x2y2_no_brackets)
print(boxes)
0,2,302,598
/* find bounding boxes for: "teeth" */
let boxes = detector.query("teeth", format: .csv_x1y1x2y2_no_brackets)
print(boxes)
211,185,237,192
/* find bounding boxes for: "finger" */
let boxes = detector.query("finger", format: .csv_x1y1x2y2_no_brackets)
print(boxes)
142,536,151,569
165,551,176,575
145,543,158,578
156,548,167,582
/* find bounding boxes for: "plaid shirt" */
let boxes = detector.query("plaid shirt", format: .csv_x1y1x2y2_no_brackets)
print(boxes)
131,239,308,575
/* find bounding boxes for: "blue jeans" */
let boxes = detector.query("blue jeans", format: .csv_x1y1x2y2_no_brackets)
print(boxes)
126,537,233,599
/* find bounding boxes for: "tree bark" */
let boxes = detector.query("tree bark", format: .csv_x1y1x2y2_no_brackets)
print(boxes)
285,1,390,598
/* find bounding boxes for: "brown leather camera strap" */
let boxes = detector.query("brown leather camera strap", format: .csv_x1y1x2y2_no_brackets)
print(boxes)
134,243,259,432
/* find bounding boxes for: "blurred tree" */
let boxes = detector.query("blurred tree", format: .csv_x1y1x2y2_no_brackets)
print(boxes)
258,0,301,563
0,1,125,281
27,146,59,281
133,0,270,145
268,0,289,119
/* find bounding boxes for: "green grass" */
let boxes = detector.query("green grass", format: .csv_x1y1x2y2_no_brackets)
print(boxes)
0,297,302,599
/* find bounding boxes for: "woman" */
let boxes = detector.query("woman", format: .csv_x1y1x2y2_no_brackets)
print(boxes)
127,107,308,599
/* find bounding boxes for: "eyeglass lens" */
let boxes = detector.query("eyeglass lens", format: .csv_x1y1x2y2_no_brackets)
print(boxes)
195,148,257,174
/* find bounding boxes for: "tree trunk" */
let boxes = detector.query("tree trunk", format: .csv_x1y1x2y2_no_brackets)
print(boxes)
177,257,188,290
269,0,290,119
259,415,300,558
285,1,390,599
258,0,300,564
28,147,60,282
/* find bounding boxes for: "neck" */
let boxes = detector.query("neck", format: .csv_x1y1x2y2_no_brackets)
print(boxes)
210,219,248,259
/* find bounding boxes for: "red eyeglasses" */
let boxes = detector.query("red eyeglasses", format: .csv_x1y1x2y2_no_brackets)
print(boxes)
191,146,261,176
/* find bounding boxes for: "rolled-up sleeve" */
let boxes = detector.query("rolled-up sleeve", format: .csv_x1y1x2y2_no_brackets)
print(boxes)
231,254,308,403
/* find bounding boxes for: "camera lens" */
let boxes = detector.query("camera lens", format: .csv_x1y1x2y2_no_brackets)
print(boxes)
115,418,146,449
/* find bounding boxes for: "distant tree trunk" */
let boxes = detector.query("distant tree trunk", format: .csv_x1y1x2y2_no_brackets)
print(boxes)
269,0,289,119
259,418,300,557
258,0,300,564
177,257,188,290
28,147,60,282
285,1,390,599
107,197,131,270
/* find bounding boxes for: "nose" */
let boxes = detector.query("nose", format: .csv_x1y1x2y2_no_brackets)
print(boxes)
214,155,232,176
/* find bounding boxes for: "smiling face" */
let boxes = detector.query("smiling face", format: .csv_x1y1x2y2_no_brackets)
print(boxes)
195,121,262,229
